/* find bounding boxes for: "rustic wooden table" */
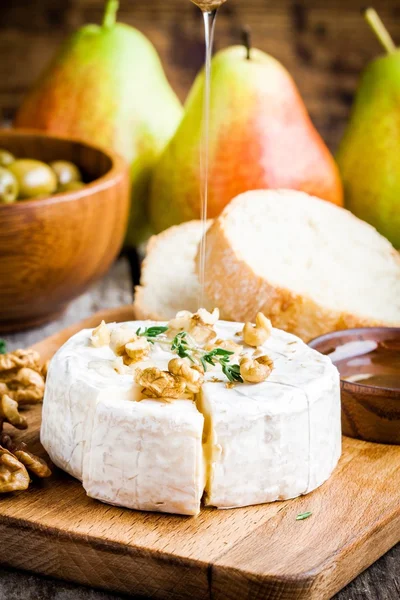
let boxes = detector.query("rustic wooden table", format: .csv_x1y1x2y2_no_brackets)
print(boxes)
0,257,399,600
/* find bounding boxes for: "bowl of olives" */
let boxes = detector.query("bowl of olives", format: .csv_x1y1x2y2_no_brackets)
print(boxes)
0,129,129,332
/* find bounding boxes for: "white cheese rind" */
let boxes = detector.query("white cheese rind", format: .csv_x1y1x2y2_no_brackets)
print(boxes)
41,323,205,515
84,397,204,515
41,319,341,515
199,323,341,508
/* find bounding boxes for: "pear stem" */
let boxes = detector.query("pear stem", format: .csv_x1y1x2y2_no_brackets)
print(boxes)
242,26,252,60
364,8,396,54
103,0,119,29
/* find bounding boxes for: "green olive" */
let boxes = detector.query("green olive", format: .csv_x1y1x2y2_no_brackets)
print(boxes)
58,181,85,193
0,167,18,204
0,149,15,168
9,159,57,199
50,160,82,187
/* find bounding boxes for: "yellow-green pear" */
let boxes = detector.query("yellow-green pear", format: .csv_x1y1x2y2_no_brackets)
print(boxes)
337,8,400,248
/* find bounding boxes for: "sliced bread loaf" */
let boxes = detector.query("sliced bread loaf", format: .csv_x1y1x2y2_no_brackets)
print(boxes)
199,189,400,341
134,220,223,320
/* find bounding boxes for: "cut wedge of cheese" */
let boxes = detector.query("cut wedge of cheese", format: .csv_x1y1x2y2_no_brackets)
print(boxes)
41,319,341,516
199,189,400,341
40,325,204,516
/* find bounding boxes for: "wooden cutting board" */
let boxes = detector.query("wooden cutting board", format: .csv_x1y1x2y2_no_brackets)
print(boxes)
1,305,400,600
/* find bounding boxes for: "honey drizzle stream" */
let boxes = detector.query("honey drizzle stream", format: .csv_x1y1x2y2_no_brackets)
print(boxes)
198,9,218,308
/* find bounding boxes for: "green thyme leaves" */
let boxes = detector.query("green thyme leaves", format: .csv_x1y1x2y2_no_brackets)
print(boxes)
134,324,242,384
200,348,243,382
296,511,312,521
171,332,194,361
136,325,169,343
222,362,243,383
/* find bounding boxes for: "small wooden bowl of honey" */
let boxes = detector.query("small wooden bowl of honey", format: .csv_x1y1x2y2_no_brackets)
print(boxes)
309,328,400,445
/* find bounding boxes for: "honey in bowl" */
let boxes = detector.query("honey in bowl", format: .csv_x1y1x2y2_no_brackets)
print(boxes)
327,338,400,390
309,328,400,444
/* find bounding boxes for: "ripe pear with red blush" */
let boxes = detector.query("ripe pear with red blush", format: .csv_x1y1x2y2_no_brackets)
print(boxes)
149,38,343,233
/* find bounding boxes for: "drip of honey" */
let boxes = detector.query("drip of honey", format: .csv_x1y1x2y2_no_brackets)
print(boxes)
191,0,226,308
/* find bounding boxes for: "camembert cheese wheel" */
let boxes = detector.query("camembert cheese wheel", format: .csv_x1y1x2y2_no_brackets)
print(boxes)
41,318,341,515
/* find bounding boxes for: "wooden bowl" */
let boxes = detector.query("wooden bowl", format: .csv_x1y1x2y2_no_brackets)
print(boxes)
0,129,130,332
309,328,400,445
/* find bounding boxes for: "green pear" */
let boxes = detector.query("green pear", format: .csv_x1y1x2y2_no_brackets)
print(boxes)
15,0,183,245
337,8,400,248
149,43,343,233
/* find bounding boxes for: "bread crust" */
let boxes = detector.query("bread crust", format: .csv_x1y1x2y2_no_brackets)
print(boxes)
200,217,399,342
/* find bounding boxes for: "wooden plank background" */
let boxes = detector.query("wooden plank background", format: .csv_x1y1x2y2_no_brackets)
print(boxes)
1,0,400,151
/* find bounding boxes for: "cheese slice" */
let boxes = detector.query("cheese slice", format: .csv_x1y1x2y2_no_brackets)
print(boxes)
41,319,341,515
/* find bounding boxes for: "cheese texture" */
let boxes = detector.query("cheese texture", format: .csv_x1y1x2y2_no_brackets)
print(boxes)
41,320,341,515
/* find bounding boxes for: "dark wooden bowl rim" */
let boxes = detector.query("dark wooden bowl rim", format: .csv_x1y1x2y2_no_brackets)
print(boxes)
309,327,400,397
0,129,127,212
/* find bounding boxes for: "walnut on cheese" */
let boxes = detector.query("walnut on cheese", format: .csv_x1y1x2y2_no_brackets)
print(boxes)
92,320,151,365
136,357,205,401
91,320,111,347
168,358,204,394
108,326,151,365
135,367,186,401
125,337,151,363
168,308,219,345
243,312,272,347
109,326,139,355
240,355,274,383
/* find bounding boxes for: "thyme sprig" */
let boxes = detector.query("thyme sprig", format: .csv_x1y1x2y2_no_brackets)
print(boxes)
134,325,243,383
200,348,243,383
171,331,194,362
296,511,312,521
136,325,169,343
171,333,243,383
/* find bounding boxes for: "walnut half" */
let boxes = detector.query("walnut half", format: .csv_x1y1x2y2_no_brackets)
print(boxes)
0,349,41,372
0,394,28,431
109,328,151,365
168,358,204,394
0,349,46,406
135,367,186,401
0,447,30,493
168,308,220,346
243,313,272,348
3,368,45,405
91,321,111,347
240,355,274,383
0,434,52,481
